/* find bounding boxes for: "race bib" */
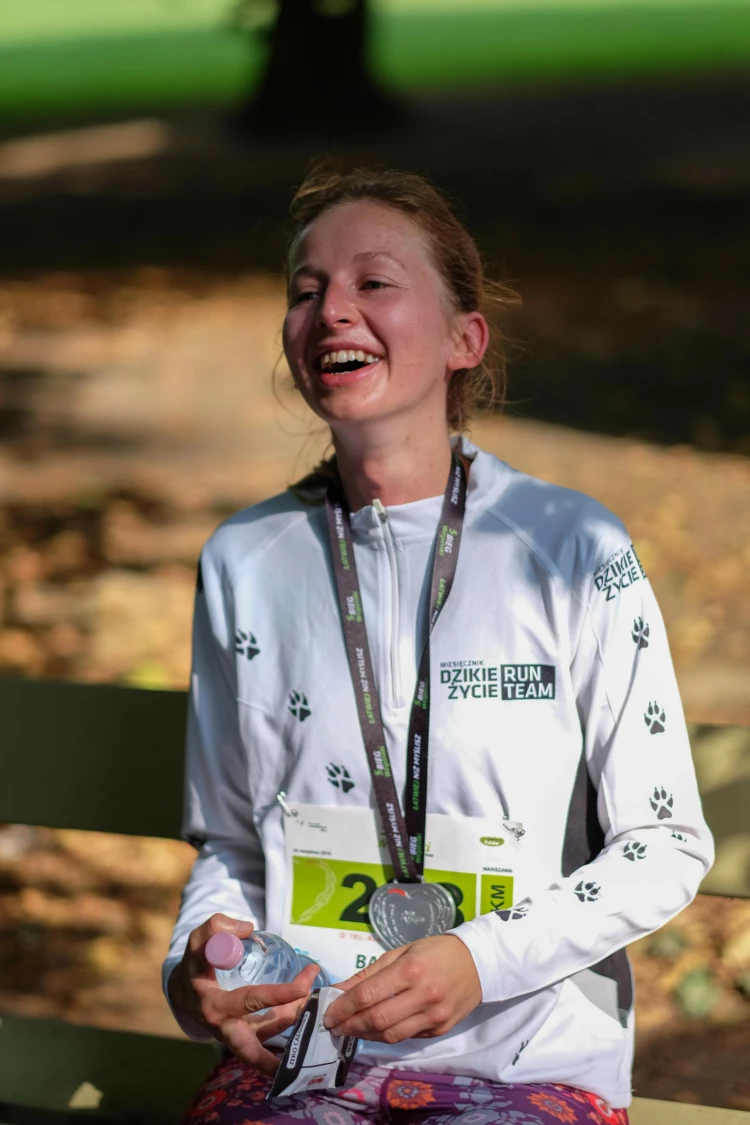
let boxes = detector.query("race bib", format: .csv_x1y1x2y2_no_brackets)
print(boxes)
282,803,522,981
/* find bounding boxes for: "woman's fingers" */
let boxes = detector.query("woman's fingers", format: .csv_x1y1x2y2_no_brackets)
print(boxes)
324,947,408,1028
189,913,255,958
213,979,311,1023
328,987,427,1040
360,1011,436,1044
291,961,322,990
221,1020,283,1075
333,947,405,993
325,935,481,1040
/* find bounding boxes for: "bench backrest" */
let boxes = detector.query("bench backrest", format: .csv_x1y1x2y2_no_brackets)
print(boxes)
1,676,748,898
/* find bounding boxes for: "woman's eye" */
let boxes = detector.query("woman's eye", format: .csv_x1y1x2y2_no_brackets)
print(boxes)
292,290,319,304
362,279,388,290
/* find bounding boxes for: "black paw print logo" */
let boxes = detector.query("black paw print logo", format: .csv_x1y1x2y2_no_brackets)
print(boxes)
644,700,666,734
288,690,311,722
234,629,260,660
650,786,674,820
574,880,601,902
512,1040,529,1066
632,617,650,649
496,905,529,921
326,763,354,793
671,830,687,843
623,841,647,862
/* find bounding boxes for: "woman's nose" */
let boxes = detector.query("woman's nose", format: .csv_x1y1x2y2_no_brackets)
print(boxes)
316,284,357,329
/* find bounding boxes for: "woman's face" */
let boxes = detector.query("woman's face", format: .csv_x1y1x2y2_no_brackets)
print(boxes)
283,200,475,432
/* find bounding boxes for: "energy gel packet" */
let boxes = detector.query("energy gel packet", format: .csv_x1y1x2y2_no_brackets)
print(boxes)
268,987,358,1099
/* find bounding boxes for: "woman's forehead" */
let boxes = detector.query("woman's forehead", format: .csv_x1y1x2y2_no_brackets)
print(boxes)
289,200,431,272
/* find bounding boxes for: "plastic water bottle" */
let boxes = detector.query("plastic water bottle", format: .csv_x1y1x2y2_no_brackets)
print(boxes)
205,930,331,991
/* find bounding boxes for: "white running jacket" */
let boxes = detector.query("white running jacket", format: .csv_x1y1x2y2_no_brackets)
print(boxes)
163,438,713,1107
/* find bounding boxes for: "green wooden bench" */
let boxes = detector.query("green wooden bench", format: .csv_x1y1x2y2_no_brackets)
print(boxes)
1,676,749,1125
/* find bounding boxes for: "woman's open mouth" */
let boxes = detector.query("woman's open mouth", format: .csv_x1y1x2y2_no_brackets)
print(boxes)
317,349,382,385
319,349,381,373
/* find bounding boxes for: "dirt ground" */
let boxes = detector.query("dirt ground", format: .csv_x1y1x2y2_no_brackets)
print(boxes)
1,75,749,1111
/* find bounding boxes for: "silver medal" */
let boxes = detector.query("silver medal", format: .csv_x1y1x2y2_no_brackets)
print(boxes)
368,881,457,950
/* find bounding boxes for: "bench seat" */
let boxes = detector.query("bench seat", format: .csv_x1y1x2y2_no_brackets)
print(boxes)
0,1012,216,1125
2,1011,749,1125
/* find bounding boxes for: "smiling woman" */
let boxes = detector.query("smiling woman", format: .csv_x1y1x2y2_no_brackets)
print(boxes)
163,163,713,1125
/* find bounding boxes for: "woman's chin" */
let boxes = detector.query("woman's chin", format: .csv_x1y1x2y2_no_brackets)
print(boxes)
306,382,393,427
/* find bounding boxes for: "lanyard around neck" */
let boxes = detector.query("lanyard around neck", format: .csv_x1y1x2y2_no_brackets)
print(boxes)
324,456,467,882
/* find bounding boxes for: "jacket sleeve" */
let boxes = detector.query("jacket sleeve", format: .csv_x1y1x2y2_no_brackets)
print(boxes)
162,547,266,1040
450,523,714,1004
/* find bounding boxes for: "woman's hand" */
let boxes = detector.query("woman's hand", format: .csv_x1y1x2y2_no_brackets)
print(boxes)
323,934,481,1044
168,913,319,1075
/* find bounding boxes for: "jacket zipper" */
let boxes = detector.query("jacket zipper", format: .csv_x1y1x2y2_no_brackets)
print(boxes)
372,499,405,708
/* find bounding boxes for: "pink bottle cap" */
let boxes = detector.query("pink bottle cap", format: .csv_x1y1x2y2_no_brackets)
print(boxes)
205,931,244,970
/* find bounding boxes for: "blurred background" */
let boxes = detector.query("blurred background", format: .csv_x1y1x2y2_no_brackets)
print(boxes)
1,0,749,1111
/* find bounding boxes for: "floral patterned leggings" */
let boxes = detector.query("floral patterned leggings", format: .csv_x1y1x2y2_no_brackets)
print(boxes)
182,1055,629,1125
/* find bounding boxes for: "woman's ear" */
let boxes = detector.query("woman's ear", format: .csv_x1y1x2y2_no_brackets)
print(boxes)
448,311,490,373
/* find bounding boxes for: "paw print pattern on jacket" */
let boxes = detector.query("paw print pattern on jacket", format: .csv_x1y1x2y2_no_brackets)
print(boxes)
632,616,650,649
326,763,354,793
644,700,666,733
234,629,260,660
496,905,529,921
671,830,687,843
512,1039,529,1066
623,841,647,861
650,786,674,819
574,880,601,902
288,690,311,722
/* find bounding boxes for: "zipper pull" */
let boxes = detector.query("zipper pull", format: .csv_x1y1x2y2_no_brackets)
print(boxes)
503,820,525,842
277,791,298,818
372,498,387,523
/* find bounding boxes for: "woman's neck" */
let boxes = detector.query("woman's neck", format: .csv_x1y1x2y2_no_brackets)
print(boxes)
332,423,454,511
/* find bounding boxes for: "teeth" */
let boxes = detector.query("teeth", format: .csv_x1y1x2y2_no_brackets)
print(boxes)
318,350,381,370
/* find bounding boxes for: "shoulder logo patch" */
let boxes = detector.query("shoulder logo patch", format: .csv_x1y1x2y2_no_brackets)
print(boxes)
594,543,646,602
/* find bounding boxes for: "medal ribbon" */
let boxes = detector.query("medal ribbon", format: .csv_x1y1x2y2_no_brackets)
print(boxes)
325,456,467,882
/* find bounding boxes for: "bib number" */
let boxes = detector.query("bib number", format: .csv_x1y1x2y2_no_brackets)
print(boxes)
290,856,473,933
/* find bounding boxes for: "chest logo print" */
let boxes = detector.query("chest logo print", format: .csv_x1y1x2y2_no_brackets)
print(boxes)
500,664,555,700
439,662,556,701
288,690,311,722
235,629,260,660
326,764,354,793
